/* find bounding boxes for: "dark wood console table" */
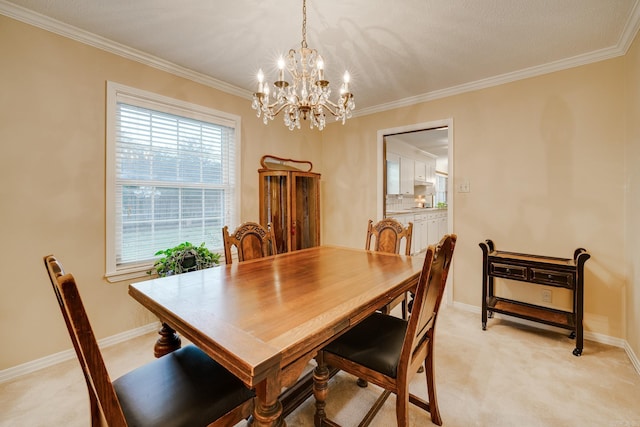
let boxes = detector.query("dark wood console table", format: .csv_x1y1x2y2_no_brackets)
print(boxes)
480,240,590,356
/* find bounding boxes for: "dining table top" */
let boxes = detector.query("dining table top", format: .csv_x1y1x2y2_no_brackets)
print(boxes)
129,245,424,390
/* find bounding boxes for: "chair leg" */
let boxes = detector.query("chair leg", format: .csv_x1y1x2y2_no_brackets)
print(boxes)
88,390,102,426
359,390,391,427
424,350,442,426
395,386,410,427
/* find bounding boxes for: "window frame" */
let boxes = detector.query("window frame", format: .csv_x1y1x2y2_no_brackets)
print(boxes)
105,81,241,282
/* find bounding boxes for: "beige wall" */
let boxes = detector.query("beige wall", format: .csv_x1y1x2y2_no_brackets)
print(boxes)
322,56,628,340
1,14,638,371
625,29,640,358
0,16,321,369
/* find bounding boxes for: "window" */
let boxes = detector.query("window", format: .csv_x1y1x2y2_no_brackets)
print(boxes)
106,82,240,280
435,173,447,206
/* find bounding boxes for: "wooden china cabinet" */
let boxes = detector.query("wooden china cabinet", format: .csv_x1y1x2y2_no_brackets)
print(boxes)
259,155,321,254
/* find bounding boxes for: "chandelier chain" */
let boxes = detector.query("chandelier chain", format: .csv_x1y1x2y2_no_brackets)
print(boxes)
301,0,307,49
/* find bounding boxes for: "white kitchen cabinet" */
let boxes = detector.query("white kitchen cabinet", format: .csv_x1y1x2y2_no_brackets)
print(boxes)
414,161,427,182
400,156,414,195
412,213,428,255
387,152,414,195
426,211,448,245
386,152,400,194
427,216,439,246
391,210,448,255
426,157,437,183
437,213,448,240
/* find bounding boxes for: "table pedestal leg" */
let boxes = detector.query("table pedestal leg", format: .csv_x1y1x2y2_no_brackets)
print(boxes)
313,353,330,427
251,375,285,427
154,322,181,358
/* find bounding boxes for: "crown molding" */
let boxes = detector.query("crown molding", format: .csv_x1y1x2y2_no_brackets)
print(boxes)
355,0,640,118
354,44,628,118
3,0,639,118
620,0,640,52
0,0,254,100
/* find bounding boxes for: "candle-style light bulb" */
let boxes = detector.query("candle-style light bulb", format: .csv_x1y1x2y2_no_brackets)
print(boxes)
343,71,350,92
257,69,264,92
277,57,285,82
317,57,325,81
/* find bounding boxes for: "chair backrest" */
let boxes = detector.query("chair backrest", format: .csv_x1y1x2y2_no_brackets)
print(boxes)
365,218,413,256
44,255,128,426
398,234,456,380
222,222,276,264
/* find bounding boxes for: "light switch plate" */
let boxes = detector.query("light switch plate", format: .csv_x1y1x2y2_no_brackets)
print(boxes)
457,179,470,193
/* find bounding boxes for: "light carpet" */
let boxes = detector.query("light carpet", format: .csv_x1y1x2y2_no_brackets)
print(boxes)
2,306,639,426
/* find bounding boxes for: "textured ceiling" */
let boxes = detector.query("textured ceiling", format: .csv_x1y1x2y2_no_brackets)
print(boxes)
3,0,640,115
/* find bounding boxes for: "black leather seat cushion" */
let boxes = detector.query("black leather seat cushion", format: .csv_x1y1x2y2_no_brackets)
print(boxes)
113,344,255,427
324,312,408,379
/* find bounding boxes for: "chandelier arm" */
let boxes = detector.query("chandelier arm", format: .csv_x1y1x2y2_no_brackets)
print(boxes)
318,104,341,118
318,97,351,117
255,96,281,111
269,103,293,117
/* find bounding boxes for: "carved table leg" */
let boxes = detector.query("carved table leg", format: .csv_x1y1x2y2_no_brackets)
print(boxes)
313,353,330,426
251,375,285,427
154,322,181,358
356,378,368,388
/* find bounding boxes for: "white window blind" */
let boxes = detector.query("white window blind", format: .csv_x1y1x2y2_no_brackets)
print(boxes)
106,82,240,280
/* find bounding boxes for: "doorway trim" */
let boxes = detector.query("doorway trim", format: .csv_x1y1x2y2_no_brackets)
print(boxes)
377,117,454,304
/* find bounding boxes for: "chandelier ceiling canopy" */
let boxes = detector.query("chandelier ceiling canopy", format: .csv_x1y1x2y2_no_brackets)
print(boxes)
251,0,355,131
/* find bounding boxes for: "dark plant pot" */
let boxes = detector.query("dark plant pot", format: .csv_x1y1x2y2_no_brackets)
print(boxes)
181,253,197,270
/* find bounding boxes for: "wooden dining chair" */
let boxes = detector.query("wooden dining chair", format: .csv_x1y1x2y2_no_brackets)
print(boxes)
366,218,413,256
44,255,255,427
315,234,457,426
222,221,276,264
366,218,413,319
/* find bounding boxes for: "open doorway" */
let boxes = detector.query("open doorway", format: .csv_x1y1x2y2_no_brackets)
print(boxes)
376,118,454,303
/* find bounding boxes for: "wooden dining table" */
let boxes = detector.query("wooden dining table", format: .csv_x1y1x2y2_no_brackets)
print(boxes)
129,245,424,426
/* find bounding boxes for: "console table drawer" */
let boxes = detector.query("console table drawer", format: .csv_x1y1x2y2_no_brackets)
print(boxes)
489,263,527,280
530,268,573,288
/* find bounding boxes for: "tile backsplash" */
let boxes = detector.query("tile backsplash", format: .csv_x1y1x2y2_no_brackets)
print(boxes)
386,194,432,211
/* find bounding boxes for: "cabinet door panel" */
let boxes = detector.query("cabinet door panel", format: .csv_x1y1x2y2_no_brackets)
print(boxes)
386,152,400,195
400,156,414,195
260,174,290,253
293,175,320,251
260,169,320,254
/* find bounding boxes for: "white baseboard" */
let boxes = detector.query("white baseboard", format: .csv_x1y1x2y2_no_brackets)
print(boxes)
451,301,640,376
0,322,160,384
4,303,640,382
625,341,640,375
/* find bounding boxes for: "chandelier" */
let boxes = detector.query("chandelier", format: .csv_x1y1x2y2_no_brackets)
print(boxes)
251,0,355,130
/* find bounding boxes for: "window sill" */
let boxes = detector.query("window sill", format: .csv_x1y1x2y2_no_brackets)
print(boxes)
105,265,155,283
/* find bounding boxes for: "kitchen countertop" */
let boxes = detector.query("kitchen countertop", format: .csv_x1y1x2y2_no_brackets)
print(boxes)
386,207,447,215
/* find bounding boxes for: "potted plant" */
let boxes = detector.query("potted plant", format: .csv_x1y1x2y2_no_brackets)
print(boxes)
148,241,221,277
